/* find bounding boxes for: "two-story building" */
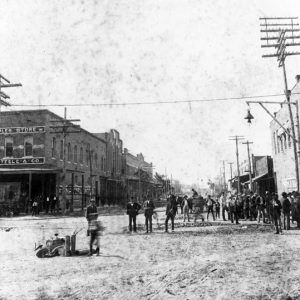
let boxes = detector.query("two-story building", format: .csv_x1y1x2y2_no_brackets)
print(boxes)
0,109,107,214
122,148,154,202
270,75,300,195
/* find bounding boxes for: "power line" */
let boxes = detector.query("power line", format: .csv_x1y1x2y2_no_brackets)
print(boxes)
5,92,300,107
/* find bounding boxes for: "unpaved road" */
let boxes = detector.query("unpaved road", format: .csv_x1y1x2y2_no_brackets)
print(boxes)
1,212,300,300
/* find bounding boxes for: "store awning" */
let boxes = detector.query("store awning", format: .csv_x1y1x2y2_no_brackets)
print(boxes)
0,168,61,174
244,172,268,184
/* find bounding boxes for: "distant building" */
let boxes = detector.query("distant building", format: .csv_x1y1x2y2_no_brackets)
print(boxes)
270,75,300,195
122,148,154,202
95,130,124,205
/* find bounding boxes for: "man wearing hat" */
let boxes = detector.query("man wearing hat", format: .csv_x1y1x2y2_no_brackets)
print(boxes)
126,197,141,232
86,198,98,255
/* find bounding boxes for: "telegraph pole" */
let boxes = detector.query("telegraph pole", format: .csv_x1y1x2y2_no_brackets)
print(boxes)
242,141,253,191
50,107,80,213
0,74,22,111
220,160,226,192
260,16,300,192
228,162,233,190
228,162,233,180
229,136,244,195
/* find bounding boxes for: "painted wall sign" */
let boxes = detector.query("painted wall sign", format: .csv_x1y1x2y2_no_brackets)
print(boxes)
0,126,45,134
0,157,45,165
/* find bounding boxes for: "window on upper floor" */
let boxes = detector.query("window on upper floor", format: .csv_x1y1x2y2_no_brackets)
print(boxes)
79,147,83,163
273,132,277,154
67,143,72,162
283,133,287,150
74,145,78,163
60,140,64,160
86,145,90,165
5,137,13,157
24,136,33,157
101,156,104,171
95,153,98,169
51,137,56,158
287,129,292,148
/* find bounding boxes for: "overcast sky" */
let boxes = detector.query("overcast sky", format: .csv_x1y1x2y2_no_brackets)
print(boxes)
1,0,300,185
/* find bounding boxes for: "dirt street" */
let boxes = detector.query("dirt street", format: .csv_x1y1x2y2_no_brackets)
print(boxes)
1,212,300,300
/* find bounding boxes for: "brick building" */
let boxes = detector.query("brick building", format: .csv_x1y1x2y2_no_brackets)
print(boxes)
95,130,124,205
122,149,154,202
270,75,300,195
0,109,107,214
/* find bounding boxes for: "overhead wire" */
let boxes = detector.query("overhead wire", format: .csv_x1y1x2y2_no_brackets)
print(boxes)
6,92,300,107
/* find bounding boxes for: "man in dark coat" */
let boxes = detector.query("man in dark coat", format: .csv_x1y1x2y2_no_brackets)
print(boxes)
144,198,155,233
165,195,177,232
126,197,141,233
282,192,291,230
272,194,282,234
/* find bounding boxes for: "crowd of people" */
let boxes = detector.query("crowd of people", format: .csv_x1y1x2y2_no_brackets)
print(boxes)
124,190,300,235
84,189,300,256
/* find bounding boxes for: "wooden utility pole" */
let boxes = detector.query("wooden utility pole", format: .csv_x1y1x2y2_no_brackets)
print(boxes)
228,162,233,180
0,74,22,111
260,16,300,192
242,141,253,191
50,107,80,213
229,136,244,195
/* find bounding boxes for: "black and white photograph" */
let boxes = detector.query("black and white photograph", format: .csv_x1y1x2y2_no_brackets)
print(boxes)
1,1,300,299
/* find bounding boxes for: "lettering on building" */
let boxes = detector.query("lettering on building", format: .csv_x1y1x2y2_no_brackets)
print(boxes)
0,157,45,165
0,126,45,134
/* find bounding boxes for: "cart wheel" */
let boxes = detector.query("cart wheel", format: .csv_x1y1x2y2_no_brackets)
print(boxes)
36,248,50,258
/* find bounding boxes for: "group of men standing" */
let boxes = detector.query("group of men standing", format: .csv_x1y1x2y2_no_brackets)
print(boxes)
84,189,300,256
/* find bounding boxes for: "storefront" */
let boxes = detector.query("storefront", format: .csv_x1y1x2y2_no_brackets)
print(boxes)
0,168,60,215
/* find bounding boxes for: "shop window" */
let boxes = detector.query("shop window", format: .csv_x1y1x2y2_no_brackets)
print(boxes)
24,136,33,156
74,145,78,163
79,147,83,163
51,137,56,158
5,137,13,157
60,140,63,160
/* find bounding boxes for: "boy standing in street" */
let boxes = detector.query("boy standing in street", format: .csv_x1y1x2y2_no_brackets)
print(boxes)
273,193,283,234
282,192,291,230
86,198,99,255
165,195,177,232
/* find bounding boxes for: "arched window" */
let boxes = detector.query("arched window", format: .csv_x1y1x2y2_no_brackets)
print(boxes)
80,147,83,163
273,132,277,154
287,129,292,148
74,145,78,163
51,137,56,158
101,156,104,171
5,137,13,157
60,140,64,160
280,135,284,152
86,147,89,165
24,136,33,156
68,143,72,161
95,153,98,169
283,133,287,150
277,132,280,153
